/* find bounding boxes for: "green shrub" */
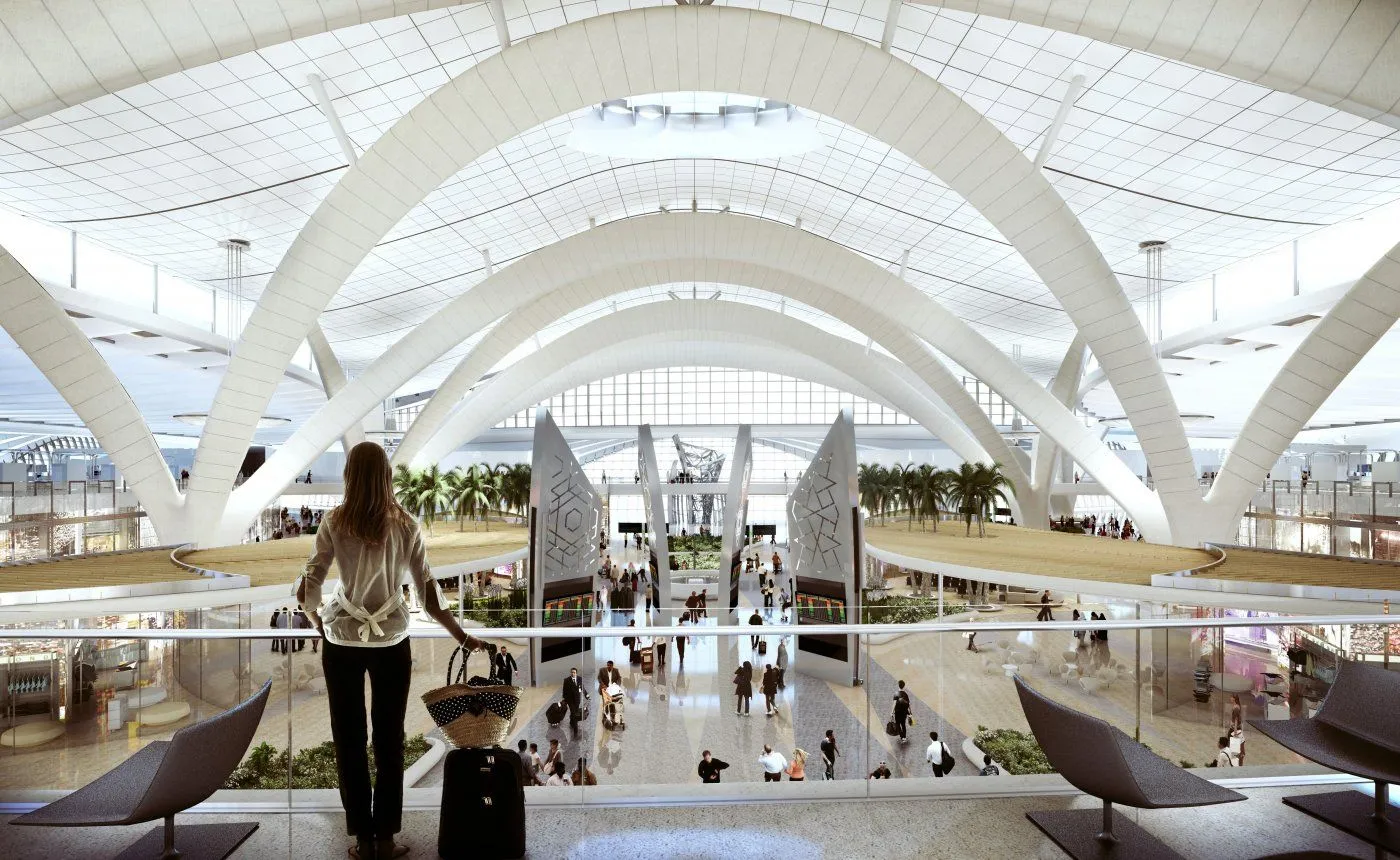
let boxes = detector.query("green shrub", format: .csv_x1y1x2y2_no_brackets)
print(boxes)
225,734,431,789
460,590,528,628
669,534,721,553
668,551,722,569
973,725,1056,775
861,594,968,624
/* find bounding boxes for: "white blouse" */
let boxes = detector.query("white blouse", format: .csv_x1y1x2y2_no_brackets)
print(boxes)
299,509,442,647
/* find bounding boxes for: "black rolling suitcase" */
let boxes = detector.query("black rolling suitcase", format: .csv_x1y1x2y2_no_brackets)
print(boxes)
438,747,526,859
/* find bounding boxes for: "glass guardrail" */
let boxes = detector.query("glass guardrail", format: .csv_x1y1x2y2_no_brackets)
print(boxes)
0,613,1394,805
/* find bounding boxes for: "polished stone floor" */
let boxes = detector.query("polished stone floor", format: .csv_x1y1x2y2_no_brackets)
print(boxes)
0,785,1380,859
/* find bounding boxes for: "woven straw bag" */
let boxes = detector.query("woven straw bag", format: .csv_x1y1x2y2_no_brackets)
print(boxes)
422,643,522,748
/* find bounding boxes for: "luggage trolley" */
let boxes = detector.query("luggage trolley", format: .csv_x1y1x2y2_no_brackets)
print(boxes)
602,682,626,730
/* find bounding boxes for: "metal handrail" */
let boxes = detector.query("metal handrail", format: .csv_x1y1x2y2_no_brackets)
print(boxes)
2,614,1393,640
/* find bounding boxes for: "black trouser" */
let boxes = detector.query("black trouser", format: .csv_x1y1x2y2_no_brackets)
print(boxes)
1037,606,1053,621
896,715,907,739
677,639,685,663
656,643,667,666
764,772,781,782
565,699,582,724
735,693,749,714
322,638,412,840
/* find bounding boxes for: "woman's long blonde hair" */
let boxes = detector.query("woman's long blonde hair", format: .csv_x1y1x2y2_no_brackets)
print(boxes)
336,441,409,544
792,748,807,764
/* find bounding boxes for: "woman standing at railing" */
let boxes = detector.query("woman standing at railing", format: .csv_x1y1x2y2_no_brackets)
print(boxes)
298,441,481,860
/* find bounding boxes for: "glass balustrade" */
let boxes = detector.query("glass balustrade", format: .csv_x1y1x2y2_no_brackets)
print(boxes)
1,606,1393,809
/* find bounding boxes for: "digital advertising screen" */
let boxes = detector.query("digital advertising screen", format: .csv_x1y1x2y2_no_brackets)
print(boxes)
543,592,594,626
796,592,847,624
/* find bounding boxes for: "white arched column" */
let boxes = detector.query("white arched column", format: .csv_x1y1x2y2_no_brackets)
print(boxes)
219,301,1018,542
0,248,182,536
190,6,1192,545
391,249,1027,488
1204,240,1400,541
1027,335,1088,526
399,302,1038,525
236,215,1164,541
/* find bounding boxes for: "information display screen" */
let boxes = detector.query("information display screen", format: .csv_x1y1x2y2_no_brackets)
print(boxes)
543,592,594,626
796,592,847,624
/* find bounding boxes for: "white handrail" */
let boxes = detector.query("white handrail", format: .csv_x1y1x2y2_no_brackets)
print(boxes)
2,614,1393,639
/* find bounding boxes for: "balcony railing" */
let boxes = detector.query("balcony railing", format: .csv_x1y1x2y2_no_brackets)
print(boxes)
0,613,1393,813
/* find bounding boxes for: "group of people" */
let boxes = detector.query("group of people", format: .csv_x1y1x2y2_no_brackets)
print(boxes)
1056,513,1140,541
265,505,322,540
1071,609,1113,669
697,730,839,783
267,606,316,653
668,472,701,484
730,654,787,716
515,737,573,786
1213,694,1248,767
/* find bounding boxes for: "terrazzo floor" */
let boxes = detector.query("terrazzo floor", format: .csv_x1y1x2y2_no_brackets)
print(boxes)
0,785,1380,859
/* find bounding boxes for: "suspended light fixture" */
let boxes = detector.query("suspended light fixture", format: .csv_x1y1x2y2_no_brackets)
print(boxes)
569,91,824,159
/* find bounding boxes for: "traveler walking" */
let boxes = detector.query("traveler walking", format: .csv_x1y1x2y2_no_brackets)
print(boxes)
698,750,730,783
925,731,954,777
733,661,753,715
892,680,911,741
758,745,788,783
820,730,839,780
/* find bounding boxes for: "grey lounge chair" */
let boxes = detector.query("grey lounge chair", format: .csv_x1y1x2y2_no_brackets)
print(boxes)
1249,661,1400,858
12,680,272,859
1014,676,1244,859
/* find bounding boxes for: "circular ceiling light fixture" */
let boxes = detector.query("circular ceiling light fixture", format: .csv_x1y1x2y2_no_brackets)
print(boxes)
568,91,824,159
174,413,292,429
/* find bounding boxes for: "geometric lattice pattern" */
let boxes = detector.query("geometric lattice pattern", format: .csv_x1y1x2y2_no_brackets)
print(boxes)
787,450,850,578
541,451,600,579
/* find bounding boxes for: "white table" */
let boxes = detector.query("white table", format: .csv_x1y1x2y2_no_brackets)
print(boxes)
1001,663,1018,678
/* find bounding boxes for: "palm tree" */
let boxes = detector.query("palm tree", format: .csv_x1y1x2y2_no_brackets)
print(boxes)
413,464,454,532
918,467,952,533
449,464,495,530
858,463,882,524
949,462,1015,537
393,464,420,516
900,464,924,530
497,463,531,518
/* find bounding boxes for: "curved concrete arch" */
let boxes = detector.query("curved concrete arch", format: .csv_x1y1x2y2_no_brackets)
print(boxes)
234,214,1164,542
224,301,1010,541
409,281,996,470
192,5,1193,542
392,252,1026,486
923,0,1400,131
0,247,181,535
395,301,1036,523
1204,239,1400,537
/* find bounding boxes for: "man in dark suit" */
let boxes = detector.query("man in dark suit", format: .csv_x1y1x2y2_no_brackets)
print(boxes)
596,660,622,696
562,667,585,725
495,646,518,685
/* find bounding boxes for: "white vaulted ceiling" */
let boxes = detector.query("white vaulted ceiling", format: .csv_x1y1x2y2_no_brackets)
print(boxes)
1,0,1398,389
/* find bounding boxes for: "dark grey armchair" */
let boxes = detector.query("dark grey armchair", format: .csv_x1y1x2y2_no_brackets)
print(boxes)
1249,661,1400,858
12,680,272,859
1014,676,1243,859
